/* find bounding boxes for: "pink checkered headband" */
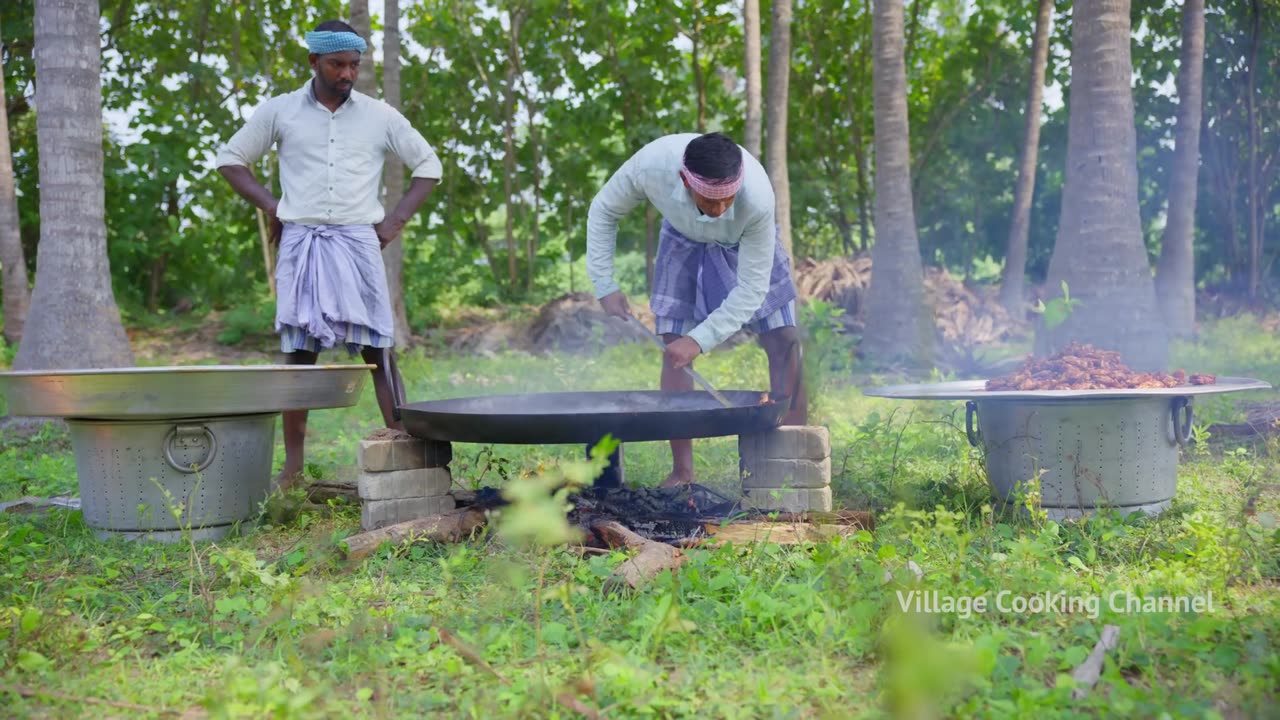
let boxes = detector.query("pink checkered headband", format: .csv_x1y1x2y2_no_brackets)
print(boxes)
679,163,744,200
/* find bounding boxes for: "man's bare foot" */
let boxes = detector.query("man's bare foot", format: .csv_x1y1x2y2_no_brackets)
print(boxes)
660,470,695,488
272,467,305,493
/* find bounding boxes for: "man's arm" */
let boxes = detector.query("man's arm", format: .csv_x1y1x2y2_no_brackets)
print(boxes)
586,155,648,316
379,112,443,247
685,211,774,352
374,177,438,248
215,100,280,239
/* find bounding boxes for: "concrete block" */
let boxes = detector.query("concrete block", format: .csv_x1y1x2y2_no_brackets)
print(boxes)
357,467,453,500
740,457,832,489
358,437,452,472
361,495,457,531
739,426,830,464
741,487,833,513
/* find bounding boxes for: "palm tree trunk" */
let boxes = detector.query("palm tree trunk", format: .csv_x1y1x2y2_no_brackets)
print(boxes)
502,9,525,291
1153,0,1205,336
862,0,933,366
743,0,763,160
0,56,31,344
691,4,707,133
1036,0,1167,370
765,0,793,258
383,0,412,346
349,0,377,96
998,0,1053,317
1244,0,1261,301
15,0,133,370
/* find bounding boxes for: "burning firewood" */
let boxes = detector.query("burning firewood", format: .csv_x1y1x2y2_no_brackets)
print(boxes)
592,521,687,594
341,507,488,562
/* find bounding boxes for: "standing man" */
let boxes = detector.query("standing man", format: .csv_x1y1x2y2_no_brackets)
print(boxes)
587,132,807,487
215,20,442,490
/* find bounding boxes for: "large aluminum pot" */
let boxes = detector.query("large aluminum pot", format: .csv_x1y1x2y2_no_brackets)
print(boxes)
67,413,277,542
966,396,1193,518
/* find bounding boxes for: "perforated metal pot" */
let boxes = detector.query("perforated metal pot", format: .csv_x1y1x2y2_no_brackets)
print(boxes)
67,413,277,542
864,377,1272,521
965,397,1192,519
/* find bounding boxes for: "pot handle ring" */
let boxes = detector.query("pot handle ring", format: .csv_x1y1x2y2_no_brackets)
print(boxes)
965,401,981,447
164,425,218,474
1171,396,1194,446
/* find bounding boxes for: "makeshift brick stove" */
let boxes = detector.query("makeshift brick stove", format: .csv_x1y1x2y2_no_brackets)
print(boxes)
356,430,457,530
739,426,834,512
353,425,835,532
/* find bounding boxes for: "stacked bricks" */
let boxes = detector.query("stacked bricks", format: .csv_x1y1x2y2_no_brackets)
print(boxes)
739,426,833,512
357,431,456,531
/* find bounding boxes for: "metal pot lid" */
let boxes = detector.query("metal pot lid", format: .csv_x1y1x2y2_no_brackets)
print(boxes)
863,376,1272,401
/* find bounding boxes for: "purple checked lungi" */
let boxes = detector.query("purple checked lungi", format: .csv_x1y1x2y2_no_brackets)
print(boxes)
274,223,394,354
649,219,797,332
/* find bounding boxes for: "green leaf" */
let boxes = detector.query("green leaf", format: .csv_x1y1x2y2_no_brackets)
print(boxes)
19,608,40,634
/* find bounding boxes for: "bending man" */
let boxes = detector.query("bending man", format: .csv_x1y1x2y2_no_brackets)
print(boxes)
587,132,807,487
215,20,442,489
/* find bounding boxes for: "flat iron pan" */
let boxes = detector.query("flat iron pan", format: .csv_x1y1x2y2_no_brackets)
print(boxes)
399,390,786,444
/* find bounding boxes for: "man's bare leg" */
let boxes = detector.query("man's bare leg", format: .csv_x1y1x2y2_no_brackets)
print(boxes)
759,326,808,425
361,346,405,431
659,332,696,487
276,349,319,491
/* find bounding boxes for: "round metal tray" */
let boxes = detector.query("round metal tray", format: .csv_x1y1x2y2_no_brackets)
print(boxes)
0,364,375,419
863,376,1272,401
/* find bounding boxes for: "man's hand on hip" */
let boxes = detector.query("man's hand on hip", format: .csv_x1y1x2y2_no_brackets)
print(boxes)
267,202,283,247
374,216,407,249
663,336,703,370
598,291,632,319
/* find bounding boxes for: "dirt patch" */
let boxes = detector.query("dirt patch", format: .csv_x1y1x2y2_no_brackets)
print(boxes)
127,312,279,365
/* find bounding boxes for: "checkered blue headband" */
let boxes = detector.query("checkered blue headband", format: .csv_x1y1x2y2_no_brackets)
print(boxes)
305,30,367,55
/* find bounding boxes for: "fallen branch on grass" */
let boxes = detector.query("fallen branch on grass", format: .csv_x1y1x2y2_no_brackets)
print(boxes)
306,481,359,504
341,507,488,562
770,510,876,530
1070,624,1120,700
592,521,687,594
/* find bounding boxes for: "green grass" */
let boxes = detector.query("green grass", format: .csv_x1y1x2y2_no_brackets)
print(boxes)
0,318,1277,718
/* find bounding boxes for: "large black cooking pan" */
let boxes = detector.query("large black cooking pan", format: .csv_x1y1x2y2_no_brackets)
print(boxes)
381,351,790,444
400,389,787,444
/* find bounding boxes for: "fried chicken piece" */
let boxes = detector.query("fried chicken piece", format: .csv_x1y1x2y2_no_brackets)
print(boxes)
984,342,1214,391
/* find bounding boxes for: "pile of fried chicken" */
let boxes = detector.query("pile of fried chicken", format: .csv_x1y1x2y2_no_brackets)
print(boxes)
986,341,1217,391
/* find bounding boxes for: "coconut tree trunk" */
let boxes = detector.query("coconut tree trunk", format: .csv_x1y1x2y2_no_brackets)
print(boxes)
861,0,933,366
1153,0,1205,337
502,8,525,292
382,0,412,346
349,0,377,96
765,0,793,258
14,0,133,370
0,56,31,345
743,0,763,160
998,0,1054,318
1244,0,1261,301
1035,0,1168,370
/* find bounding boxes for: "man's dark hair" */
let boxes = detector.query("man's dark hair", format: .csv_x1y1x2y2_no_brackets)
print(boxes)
314,19,359,34
683,132,743,179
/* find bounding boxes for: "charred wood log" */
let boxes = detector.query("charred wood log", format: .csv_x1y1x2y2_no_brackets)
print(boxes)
341,507,488,562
